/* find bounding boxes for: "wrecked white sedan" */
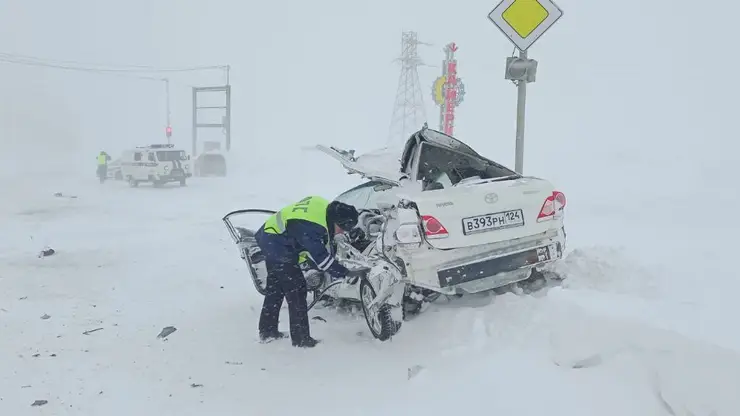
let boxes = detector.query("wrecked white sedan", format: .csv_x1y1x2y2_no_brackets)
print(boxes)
223,125,567,341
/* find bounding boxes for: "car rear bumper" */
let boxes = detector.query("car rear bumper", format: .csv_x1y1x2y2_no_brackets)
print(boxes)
399,226,566,295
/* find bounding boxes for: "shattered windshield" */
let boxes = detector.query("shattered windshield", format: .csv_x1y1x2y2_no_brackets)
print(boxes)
156,150,187,161
422,129,479,158
416,143,517,190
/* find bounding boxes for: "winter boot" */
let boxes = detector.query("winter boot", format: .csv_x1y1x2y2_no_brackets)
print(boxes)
292,336,320,348
259,330,287,343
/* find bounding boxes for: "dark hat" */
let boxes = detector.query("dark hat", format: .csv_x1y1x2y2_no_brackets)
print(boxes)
327,201,359,231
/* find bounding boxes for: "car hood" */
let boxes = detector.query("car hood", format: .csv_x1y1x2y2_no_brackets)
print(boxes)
314,144,407,186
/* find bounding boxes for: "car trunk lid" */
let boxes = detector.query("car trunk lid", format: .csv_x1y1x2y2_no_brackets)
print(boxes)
412,177,560,250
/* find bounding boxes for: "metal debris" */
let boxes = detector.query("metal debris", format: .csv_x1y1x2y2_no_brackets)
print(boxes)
157,326,177,339
31,400,48,407
38,247,56,258
83,328,104,335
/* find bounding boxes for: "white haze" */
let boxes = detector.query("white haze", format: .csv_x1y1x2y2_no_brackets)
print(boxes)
1,0,739,414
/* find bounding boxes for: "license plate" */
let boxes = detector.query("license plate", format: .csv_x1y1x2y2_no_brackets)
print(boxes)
462,209,524,235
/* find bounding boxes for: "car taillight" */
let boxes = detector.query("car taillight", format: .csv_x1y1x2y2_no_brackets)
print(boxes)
422,215,449,239
537,191,567,222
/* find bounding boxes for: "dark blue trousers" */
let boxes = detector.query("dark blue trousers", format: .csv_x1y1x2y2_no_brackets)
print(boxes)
255,231,311,343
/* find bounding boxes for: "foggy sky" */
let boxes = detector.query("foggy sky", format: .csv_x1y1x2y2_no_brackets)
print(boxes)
1,0,737,198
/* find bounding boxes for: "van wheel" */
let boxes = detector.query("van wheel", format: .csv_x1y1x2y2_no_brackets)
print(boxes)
179,179,187,186
128,177,139,187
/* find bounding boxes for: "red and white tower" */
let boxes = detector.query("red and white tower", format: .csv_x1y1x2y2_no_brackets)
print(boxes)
431,42,466,136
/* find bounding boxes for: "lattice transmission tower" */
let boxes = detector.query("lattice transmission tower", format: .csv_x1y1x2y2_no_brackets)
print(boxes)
387,31,430,147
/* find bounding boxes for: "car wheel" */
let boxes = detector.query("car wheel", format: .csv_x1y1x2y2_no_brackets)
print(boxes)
359,276,401,341
179,178,187,186
128,177,139,187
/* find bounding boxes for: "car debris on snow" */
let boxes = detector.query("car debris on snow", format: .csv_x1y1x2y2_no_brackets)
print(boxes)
83,327,104,335
40,314,51,320
31,400,48,407
190,383,203,388
157,326,177,339
37,247,55,258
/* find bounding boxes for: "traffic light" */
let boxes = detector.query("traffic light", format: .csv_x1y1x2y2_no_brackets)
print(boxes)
166,125,172,138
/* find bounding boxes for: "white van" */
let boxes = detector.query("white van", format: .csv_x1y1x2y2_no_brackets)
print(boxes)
120,144,192,187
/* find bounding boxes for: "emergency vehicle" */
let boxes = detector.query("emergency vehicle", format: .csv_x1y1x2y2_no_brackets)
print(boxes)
120,144,192,187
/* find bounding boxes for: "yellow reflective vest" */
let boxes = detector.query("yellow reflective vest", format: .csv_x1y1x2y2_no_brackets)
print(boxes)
263,196,330,265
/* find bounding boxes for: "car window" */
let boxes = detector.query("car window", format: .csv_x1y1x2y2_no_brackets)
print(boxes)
416,143,517,190
334,181,394,210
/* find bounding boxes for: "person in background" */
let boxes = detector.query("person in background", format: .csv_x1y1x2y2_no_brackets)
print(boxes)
96,151,111,181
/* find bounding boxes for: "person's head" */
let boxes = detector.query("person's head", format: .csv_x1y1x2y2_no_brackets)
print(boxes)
326,201,359,234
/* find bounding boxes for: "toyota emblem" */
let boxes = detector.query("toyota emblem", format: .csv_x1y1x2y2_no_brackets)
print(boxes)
484,193,498,204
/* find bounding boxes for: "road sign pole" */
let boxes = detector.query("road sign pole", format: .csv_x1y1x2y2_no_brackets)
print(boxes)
514,49,527,174
488,0,563,175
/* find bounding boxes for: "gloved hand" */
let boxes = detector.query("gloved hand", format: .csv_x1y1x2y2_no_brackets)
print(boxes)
348,227,365,243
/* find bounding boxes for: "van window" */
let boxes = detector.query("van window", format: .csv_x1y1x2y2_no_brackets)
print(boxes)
156,150,186,161
134,152,142,162
148,153,156,162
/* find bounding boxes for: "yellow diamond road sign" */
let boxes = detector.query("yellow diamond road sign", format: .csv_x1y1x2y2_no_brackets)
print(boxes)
488,0,563,52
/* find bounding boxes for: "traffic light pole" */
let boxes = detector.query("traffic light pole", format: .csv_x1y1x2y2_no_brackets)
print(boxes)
514,49,526,174
165,78,171,145
504,51,537,174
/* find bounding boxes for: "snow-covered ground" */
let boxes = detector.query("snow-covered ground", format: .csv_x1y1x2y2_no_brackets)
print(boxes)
2,154,740,415
3,0,740,413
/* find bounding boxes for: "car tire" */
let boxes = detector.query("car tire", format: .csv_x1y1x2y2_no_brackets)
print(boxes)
128,177,139,187
359,276,401,341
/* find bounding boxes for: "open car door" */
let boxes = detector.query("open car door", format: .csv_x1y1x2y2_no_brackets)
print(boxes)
222,209,277,295
315,144,407,187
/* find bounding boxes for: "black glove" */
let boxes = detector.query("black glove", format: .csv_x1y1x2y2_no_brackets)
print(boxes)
348,227,365,242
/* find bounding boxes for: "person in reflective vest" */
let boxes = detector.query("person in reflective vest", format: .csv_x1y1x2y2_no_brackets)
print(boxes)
96,151,111,180
254,195,360,348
